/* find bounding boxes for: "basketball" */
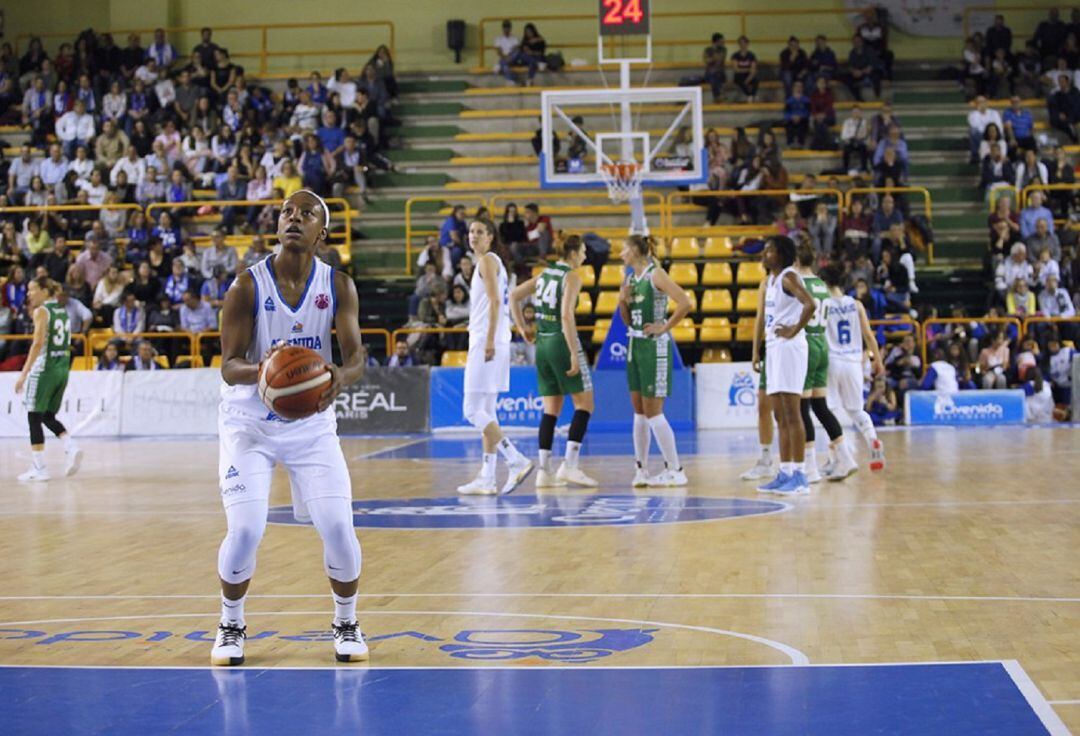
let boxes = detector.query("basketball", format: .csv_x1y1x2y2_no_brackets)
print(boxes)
258,345,332,420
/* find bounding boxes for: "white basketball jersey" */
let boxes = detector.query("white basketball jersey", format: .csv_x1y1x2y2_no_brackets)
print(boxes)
929,360,959,393
468,251,511,348
764,266,806,345
220,255,337,421
825,295,864,363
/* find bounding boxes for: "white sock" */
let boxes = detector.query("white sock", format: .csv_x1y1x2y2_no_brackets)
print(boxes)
781,462,794,475
221,594,246,625
632,414,650,468
853,410,878,447
647,414,681,471
760,444,773,463
333,593,358,624
496,437,524,464
795,461,806,474
538,449,552,472
481,453,497,480
565,441,581,469
31,451,45,471
836,439,855,466
805,446,817,474
62,434,76,452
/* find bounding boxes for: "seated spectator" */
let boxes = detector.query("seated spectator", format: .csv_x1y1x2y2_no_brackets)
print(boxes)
21,76,52,147
127,261,161,305
112,290,145,342
977,122,1007,162
979,142,1014,197
984,14,1013,61
807,201,837,256
1044,336,1076,405
870,194,904,261
179,287,217,334
241,234,272,270
127,339,162,371
783,80,810,148
96,341,124,371
1033,248,1060,289
1015,336,1040,381
147,294,179,331
999,241,1035,293
808,76,835,147
272,160,302,198
730,36,759,101
216,165,246,233
1019,191,1054,239
386,339,416,367
987,47,1015,99
520,202,553,261
1015,148,1049,192
23,218,52,269
409,260,447,317
808,35,838,88
64,266,93,310
510,302,537,366
200,228,238,279
774,201,805,238
876,244,911,311
163,258,190,306
44,237,72,284
93,264,127,325
370,45,398,100
1026,217,1061,262
884,334,921,392
453,254,474,293
200,265,230,312
705,34,727,103
1005,277,1037,318
74,235,113,289
150,210,183,254
55,99,94,160
40,144,70,190
439,205,468,267
866,375,901,425
841,105,870,174
1023,368,1054,422
873,146,906,188
961,36,988,96
1002,96,1036,152
840,197,873,254
494,20,538,86
315,240,342,271
1047,74,1080,143
845,34,880,102
978,329,1010,388
857,7,893,80
1040,274,1076,320
967,95,1003,164
442,284,470,351
919,347,975,391
136,165,166,207
7,145,40,205
2,265,27,311
779,36,809,99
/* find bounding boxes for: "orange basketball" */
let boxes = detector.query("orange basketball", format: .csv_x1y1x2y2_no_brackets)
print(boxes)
258,346,332,420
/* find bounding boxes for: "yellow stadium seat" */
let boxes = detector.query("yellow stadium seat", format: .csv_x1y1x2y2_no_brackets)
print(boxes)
576,266,597,288
598,264,624,288
700,347,732,363
700,289,733,313
700,317,733,342
667,288,698,313
735,316,757,342
703,237,734,259
653,238,668,259
671,317,696,343
668,262,698,287
210,355,223,368
88,328,114,352
575,291,593,316
154,356,170,369
441,350,468,367
594,291,620,316
668,237,700,259
736,289,759,313
174,356,205,369
70,356,93,371
736,261,766,286
701,262,733,286
592,318,611,344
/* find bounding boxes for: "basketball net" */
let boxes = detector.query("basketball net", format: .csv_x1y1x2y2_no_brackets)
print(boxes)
600,162,648,235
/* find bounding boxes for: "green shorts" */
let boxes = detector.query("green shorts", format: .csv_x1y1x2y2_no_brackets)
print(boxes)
804,335,828,391
536,333,592,397
627,335,673,399
24,366,68,415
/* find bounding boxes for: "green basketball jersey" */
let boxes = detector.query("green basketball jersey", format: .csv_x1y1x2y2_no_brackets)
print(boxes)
803,274,829,337
534,262,572,338
629,263,666,333
38,300,71,371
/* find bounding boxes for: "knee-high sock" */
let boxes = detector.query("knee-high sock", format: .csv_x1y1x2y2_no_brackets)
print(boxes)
632,413,651,467
852,409,878,448
647,414,681,470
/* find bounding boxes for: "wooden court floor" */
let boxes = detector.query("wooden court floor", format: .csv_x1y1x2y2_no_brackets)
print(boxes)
0,427,1077,731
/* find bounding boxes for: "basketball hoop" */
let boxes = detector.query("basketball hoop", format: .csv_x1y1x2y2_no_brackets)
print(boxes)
600,161,644,203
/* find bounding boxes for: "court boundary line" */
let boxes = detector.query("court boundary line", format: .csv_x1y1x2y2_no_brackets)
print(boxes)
0,609,808,665
1001,659,1072,735
2,592,1078,603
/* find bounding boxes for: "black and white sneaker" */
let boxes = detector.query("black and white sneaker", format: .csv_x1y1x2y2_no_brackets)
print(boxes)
332,619,369,662
210,622,246,666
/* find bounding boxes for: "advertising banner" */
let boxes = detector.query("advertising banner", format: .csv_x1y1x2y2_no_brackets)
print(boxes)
430,367,574,429
905,389,1025,426
0,370,123,437
595,310,685,371
120,368,221,435
695,363,759,429
335,366,430,434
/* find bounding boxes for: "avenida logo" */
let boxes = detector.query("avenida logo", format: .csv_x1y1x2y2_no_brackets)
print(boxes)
728,371,756,407
933,393,1004,421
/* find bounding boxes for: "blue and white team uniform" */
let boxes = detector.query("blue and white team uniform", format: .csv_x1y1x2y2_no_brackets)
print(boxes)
218,255,350,520
763,266,808,395
824,294,866,412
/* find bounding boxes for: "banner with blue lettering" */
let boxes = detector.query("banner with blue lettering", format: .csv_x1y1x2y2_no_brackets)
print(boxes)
594,309,686,371
905,390,1025,426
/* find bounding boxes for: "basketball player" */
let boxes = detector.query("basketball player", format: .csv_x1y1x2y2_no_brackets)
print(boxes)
743,279,777,481
13,277,82,481
755,236,815,495
509,235,597,487
211,190,368,666
822,264,886,474
456,218,533,495
794,241,855,483
618,235,693,487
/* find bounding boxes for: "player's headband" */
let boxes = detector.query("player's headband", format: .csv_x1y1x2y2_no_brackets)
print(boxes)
295,189,331,229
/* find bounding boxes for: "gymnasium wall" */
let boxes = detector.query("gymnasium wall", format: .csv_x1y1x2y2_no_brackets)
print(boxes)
3,0,1019,74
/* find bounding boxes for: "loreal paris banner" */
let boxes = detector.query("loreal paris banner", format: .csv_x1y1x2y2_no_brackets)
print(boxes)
334,366,430,434
120,368,220,435
695,362,759,429
0,371,123,437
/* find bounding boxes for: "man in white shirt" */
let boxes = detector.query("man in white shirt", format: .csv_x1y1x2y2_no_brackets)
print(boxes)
1038,275,1076,318
154,69,176,110
289,90,320,135
111,145,146,187
135,58,160,86
840,105,869,174
7,144,40,203
495,20,538,86
56,99,95,159
967,95,1003,164
39,143,70,189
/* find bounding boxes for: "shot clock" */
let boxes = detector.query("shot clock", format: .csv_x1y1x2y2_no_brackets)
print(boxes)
598,0,651,36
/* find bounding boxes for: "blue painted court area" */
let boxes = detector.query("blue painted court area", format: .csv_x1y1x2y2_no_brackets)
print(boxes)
0,662,1059,735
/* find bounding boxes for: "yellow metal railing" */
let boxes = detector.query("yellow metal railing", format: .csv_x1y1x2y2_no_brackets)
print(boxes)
921,317,1022,373
845,186,934,263
16,20,393,76
490,189,669,241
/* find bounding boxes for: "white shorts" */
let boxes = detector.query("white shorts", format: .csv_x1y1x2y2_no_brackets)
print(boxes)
827,359,865,412
765,337,808,396
463,343,510,393
218,406,351,521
